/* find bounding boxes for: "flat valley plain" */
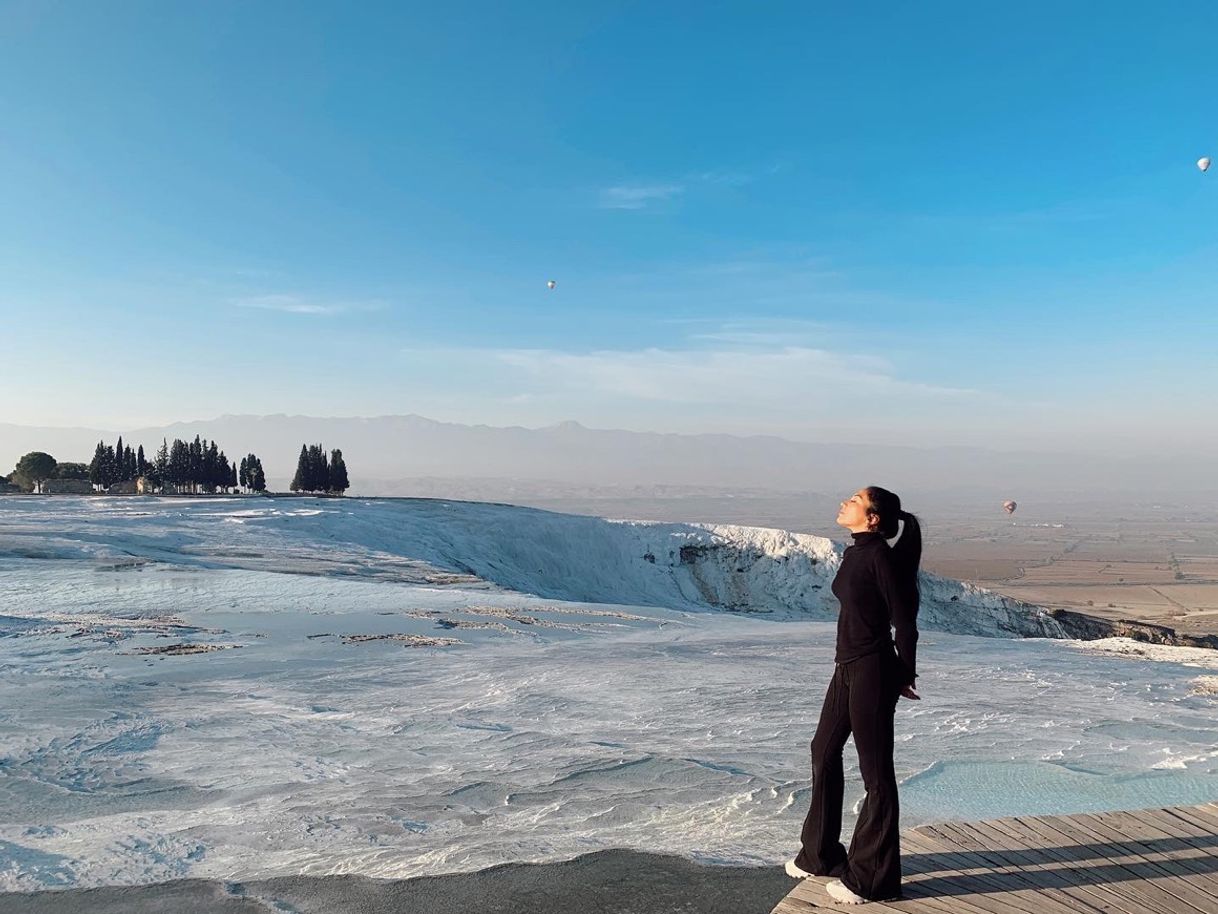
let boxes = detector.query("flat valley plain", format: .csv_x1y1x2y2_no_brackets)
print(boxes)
921,511,1218,640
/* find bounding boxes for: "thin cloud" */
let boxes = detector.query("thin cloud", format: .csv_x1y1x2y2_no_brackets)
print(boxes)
233,295,386,315
688,169,754,187
682,317,837,346
597,167,765,210
691,329,820,346
401,344,976,404
598,183,685,210
500,346,975,402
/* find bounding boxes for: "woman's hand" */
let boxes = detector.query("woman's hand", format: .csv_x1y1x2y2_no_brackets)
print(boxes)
900,684,920,700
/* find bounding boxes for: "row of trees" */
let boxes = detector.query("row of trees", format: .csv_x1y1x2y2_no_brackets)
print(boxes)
87,437,268,494
290,444,350,494
7,442,352,496
239,454,267,492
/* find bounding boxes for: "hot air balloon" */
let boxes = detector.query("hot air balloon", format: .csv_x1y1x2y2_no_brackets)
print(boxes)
1199,157,1212,173
1002,500,1017,515
546,280,557,290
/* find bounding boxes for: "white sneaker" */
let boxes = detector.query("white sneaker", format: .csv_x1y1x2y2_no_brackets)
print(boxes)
826,879,867,905
785,858,813,879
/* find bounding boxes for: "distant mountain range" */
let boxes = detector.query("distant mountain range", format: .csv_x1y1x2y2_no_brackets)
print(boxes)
0,413,1200,497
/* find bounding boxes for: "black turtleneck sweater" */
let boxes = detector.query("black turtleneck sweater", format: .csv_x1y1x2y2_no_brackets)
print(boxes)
832,531,919,685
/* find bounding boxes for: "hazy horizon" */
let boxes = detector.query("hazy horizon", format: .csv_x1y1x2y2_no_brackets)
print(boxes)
4,412,1216,502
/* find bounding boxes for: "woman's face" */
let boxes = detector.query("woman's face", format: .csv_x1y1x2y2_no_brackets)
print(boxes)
836,489,877,533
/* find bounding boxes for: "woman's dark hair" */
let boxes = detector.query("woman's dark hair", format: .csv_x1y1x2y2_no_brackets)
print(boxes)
864,485,922,593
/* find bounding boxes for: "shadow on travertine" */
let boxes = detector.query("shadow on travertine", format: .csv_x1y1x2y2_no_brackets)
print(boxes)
774,801,1218,913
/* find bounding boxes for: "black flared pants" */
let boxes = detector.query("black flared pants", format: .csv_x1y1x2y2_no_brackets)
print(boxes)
796,651,903,900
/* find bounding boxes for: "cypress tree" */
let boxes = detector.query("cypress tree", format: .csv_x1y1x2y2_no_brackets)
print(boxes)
104,444,117,488
136,445,147,478
251,456,266,492
155,439,169,492
89,441,106,490
188,436,201,492
168,439,187,492
204,441,220,492
239,456,249,490
329,449,349,494
290,445,308,492
144,446,159,490
115,437,124,481
304,444,316,491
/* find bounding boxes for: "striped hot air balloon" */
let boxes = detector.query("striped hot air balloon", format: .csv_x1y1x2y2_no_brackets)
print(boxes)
1002,500,1017,515
1199,157,1212,173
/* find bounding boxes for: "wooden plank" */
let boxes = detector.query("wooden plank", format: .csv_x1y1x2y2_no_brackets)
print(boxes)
896,830,1040,914
772,895,817,914
779,834,1020,914
1090,806,1218,870
785,879,827,907
893,833,1039,914
1173,803,1218,830
770,804,1218,914
889,889,992,914
781,876,912,913
900,880,1033,914
998,815,1152,914
928,820,1114,914
965,817,1102,878
1033,812,1175,911
1087,807,1218,899
1065,811,1218,914
902,826,956,856
1156,805,1218,846
1081,810,1218,905
926,820,1095,910
1171,804,1218,830
1085,807,1217,868
989,818,1149,914
785,874,913,914
909,822,1103,914
1123,808,1218,888
1029,813,1179,914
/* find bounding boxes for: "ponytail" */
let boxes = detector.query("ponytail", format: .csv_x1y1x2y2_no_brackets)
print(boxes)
863,486,922,597
892,511,922,597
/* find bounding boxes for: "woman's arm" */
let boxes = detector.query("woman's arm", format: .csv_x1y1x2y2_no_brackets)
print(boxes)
875,547,919,686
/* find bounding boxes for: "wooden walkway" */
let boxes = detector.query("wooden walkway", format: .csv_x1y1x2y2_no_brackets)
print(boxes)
773,801,1218,913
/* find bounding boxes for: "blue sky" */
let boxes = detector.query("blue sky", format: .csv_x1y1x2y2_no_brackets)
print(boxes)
1,1,1215,452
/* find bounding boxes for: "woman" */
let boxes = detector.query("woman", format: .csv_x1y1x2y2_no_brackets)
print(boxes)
786,485,922,904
